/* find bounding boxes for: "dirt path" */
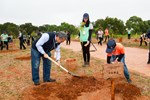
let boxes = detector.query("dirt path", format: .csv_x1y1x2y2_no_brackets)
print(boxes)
61,41,150,77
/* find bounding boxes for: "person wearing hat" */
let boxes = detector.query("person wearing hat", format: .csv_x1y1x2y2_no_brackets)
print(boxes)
31,32,67,85
147,29,150,64
106,38,132,83
78,13,93,67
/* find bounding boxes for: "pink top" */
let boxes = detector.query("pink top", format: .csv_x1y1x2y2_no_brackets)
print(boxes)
105,29,109,36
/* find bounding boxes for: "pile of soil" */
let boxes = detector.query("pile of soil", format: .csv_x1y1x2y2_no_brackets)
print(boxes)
118,37,123,42
15,56,31,60
64,58,78,71
115,83,141,100
133,39,139,42
21,76,142,100
0,50,19,53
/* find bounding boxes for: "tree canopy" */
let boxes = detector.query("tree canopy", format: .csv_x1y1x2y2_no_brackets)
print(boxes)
0,16,150,38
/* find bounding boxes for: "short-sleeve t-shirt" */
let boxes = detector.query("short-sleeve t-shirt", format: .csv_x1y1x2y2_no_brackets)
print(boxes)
107,43,125,56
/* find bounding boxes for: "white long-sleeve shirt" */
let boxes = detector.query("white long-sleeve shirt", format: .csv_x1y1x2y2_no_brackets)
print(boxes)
36,33,61,60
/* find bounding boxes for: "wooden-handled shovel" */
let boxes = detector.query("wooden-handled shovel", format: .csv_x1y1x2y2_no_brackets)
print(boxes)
47,56,80,77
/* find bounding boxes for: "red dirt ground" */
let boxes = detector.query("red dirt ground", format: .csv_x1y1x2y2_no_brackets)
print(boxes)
64,58,78,71
15,55,31,60
0,42,150,100
20,62,148,100
0,50,19,53
21,76,146,100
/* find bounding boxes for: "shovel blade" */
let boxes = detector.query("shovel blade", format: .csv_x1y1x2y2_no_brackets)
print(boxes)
68,72,80,78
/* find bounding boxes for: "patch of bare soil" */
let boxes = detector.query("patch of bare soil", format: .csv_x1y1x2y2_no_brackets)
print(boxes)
64,58,78,72
15,55,31,60
0,50,19,53
118,37,123,42
115,83,141,100
21,76,147,100
133,39,139,42
0,66,26,79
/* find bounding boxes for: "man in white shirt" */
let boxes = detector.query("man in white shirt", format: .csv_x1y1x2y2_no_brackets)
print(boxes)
97,28,104,46
31,32,66,85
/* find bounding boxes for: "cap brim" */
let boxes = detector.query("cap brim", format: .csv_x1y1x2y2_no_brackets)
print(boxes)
106,48,114,53
83,17,88,19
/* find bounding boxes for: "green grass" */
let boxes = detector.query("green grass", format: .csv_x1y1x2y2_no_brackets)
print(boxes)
72,33,149,49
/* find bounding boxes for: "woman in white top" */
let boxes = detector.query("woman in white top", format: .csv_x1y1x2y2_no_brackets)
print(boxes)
97,28,104,46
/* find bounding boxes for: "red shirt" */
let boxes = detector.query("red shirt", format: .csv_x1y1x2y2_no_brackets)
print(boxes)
105,29,109,36
107,43,125,56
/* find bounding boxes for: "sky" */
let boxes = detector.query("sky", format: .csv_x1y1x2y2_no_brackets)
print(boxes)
0,0,150,26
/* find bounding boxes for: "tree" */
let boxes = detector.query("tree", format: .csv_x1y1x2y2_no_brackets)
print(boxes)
126,16,143,34
39,25,48,32
143,20,150,33
47,25,58,32
94,19,105,33
0,24,3,34
1,22,19,37
94,17,125,35
59,22,79,35
19,23,38,35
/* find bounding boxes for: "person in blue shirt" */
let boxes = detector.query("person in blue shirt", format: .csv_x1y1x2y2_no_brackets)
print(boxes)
31,32,67,85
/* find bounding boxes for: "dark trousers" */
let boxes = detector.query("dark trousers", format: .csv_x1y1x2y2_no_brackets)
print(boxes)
27,39,30,46
104,35,109,42
66,37,70,45
98,37,103,45
31,48,51,83
31,37,36,43
128,34,131,39
140,38,147,46
19,39,26,49
1,41,8,50
81,42,90,63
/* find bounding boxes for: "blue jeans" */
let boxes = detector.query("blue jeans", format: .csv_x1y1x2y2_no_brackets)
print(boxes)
110,55,130,80
31,48,51,83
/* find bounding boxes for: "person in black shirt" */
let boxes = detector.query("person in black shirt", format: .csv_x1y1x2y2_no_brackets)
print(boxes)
66,31,71,45
18,31,26,50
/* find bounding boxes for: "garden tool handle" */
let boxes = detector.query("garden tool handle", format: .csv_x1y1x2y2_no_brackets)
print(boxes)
47,56,69,73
